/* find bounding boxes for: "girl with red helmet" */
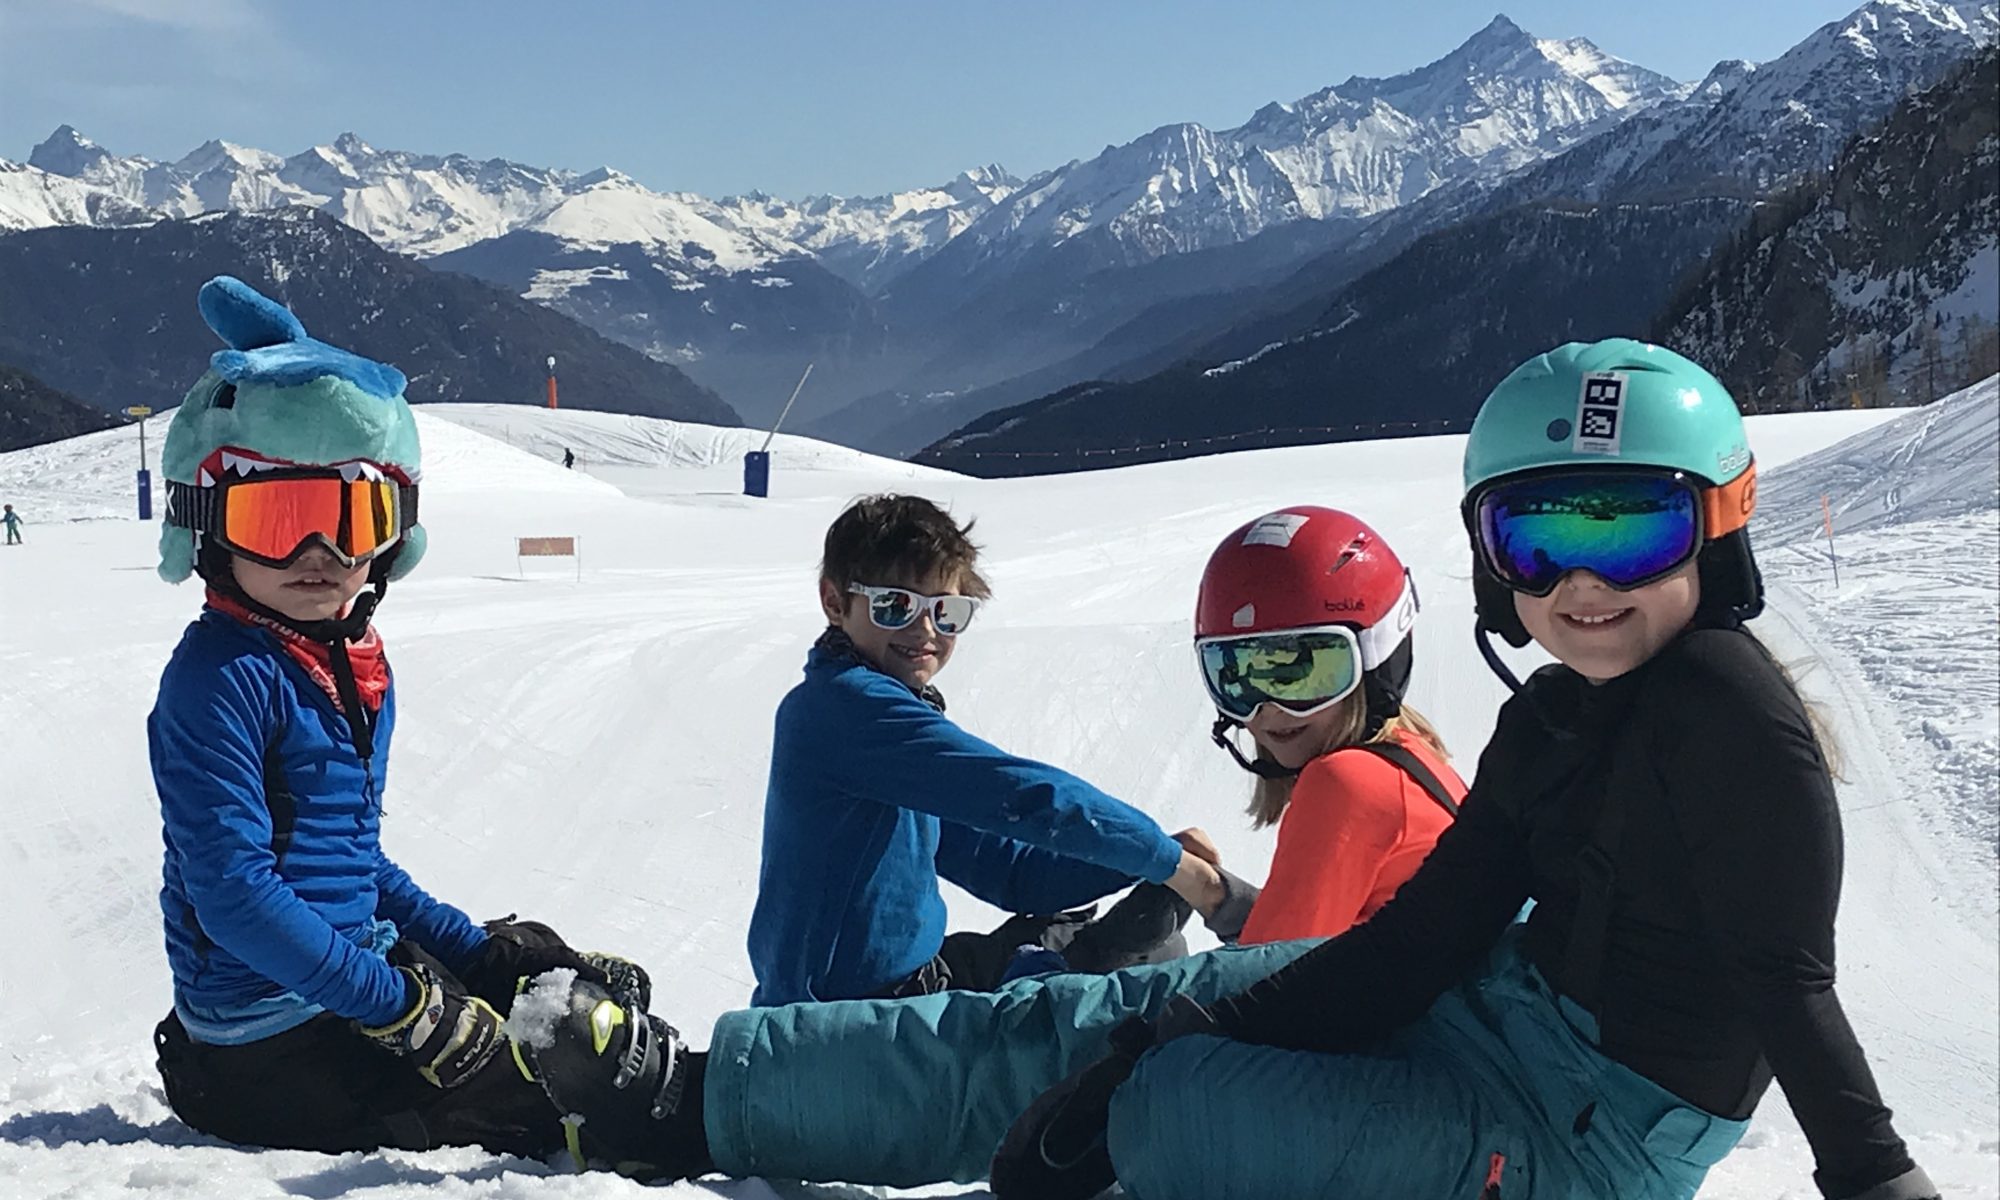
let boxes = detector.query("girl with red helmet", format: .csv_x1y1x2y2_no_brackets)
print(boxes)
1192,506,1465,945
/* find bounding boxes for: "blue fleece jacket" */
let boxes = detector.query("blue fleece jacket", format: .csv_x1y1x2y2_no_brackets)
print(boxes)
747,640,1185,1005
151,610,488,1043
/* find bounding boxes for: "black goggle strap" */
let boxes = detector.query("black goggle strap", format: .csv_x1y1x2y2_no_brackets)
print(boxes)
1209,715,1299,780
164,479,217,532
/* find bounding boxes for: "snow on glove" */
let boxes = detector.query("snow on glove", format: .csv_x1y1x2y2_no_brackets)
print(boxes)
1839,1166,1940,1200
1201,867,1262,944
360,962,505,1089
990,995,1219,1200
457,917,608,1009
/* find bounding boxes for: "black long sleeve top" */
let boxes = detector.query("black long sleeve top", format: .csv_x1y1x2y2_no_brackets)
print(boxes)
1209,627,1915,1199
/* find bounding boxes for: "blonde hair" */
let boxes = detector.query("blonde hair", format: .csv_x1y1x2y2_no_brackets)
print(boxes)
1246,698,1450,829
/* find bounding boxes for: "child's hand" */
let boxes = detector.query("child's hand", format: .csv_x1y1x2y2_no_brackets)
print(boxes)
359,962,505,1089
1172,827,1223,868
1165,849,1227,917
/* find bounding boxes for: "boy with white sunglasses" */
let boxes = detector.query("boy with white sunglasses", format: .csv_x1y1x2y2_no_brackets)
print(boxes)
747,493,1225,1006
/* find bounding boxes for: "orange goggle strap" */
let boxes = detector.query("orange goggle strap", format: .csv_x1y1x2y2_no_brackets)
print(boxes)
166,477,419,563
1700,460,1757,540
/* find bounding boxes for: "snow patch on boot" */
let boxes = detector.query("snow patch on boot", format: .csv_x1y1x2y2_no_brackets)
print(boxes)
505,967,579,1050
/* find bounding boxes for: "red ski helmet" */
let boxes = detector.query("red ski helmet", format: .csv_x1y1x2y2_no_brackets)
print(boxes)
1195,506,1418,741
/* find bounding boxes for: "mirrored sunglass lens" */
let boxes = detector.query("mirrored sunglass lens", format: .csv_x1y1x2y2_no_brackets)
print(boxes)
1201,634,1357,717
348,479,396,556
224,477,344,561
1199,642,1261,718
224,476,400,563
931,596,977,634
1479,476,1697,591
869,589,919,628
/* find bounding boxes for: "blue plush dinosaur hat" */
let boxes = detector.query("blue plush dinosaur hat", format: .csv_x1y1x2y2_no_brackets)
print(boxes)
158,276,426,584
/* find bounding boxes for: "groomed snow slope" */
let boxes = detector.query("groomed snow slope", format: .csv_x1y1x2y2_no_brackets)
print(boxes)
0,395,1990,1199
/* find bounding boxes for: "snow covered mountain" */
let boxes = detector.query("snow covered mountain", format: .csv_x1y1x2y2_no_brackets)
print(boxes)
933,0,1673,291
708,166,1022,294
894,15,1678,299
910,0,1999,471
1662,48,1999,411
3,128,1017,423
7,126,1015,290
1490,0,1998,205
0,208,740,428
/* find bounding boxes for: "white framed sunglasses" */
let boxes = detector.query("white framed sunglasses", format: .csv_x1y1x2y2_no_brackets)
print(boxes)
848,584,982,635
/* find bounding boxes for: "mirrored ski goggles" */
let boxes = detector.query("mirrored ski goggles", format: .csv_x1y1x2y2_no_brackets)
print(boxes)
168,468,416,570
1468,466,1756,597
847,584,982,635
1196,625,1362,723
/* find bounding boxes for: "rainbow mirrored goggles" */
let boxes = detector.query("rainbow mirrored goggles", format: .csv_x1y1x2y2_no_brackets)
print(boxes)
1196,625,1362,723
1467,465,1755,597
848,584,981,635
167,455,418,570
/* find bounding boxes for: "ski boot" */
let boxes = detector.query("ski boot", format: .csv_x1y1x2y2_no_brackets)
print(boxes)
513,977,711,1180
1062,883,1194,973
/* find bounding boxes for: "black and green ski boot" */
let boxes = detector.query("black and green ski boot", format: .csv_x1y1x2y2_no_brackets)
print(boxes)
515,978,712,1181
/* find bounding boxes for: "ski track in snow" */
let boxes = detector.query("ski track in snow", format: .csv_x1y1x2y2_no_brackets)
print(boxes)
0,391,1992,1198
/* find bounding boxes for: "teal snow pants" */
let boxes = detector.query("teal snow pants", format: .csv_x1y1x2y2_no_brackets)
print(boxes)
704,931,1744,1196
705,939,1316,1185
1103,930,1746,1200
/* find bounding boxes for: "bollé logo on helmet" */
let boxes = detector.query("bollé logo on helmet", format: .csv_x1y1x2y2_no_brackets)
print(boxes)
1324,598,1367,613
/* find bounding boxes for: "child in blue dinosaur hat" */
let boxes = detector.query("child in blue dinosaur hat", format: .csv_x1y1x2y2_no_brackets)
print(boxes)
147,276,647,1157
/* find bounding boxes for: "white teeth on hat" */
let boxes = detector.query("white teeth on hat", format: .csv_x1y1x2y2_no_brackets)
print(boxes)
207,454,393,484
219,451,282,477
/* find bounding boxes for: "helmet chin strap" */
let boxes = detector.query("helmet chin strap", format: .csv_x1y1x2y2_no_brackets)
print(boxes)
1475,625,1525,693
1210,715,1299,780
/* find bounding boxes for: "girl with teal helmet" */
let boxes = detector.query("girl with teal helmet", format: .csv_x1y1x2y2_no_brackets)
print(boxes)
1461,338,1764,675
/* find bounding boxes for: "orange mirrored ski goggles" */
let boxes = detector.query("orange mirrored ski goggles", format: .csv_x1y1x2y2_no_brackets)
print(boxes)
167,468,417,569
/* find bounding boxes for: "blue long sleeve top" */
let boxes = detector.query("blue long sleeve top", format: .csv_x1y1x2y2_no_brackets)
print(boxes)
746,640,1184,1005
152,610,487,1043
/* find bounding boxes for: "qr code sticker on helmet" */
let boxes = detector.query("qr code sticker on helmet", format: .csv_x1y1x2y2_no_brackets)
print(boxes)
1573,373,1625,455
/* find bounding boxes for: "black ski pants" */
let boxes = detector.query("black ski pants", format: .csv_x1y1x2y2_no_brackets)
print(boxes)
153,942,562,1158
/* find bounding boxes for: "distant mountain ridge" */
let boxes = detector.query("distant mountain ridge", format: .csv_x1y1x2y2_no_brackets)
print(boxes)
0,14,1685,428
910,0,1996,475
0,363,121,453
0,208,739,427
4,2,1991,449
1660,47,2000,410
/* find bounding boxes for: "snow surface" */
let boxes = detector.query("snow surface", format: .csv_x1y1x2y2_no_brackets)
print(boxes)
0,391,1992,1198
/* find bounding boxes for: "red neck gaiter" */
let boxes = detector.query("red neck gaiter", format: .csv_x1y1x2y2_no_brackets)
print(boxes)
206,588,389,715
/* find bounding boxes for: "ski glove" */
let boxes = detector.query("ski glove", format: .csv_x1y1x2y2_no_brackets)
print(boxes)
1839,1165,1940,1200
1200,867,1262,944
990,995,1219,1200
360,962,505,1089
459,917,652,1012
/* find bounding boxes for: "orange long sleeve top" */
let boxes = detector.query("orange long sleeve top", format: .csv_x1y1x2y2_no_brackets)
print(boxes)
1236,732,1465,946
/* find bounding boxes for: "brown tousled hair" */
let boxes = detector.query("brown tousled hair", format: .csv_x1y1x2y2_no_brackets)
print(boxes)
1246,699,1450,829
821,494,992,599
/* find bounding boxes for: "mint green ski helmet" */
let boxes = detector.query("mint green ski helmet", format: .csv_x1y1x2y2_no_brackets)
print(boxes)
1460,339,1763,649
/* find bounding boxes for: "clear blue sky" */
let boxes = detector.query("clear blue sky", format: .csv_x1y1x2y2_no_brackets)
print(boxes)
1,0,1865,199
